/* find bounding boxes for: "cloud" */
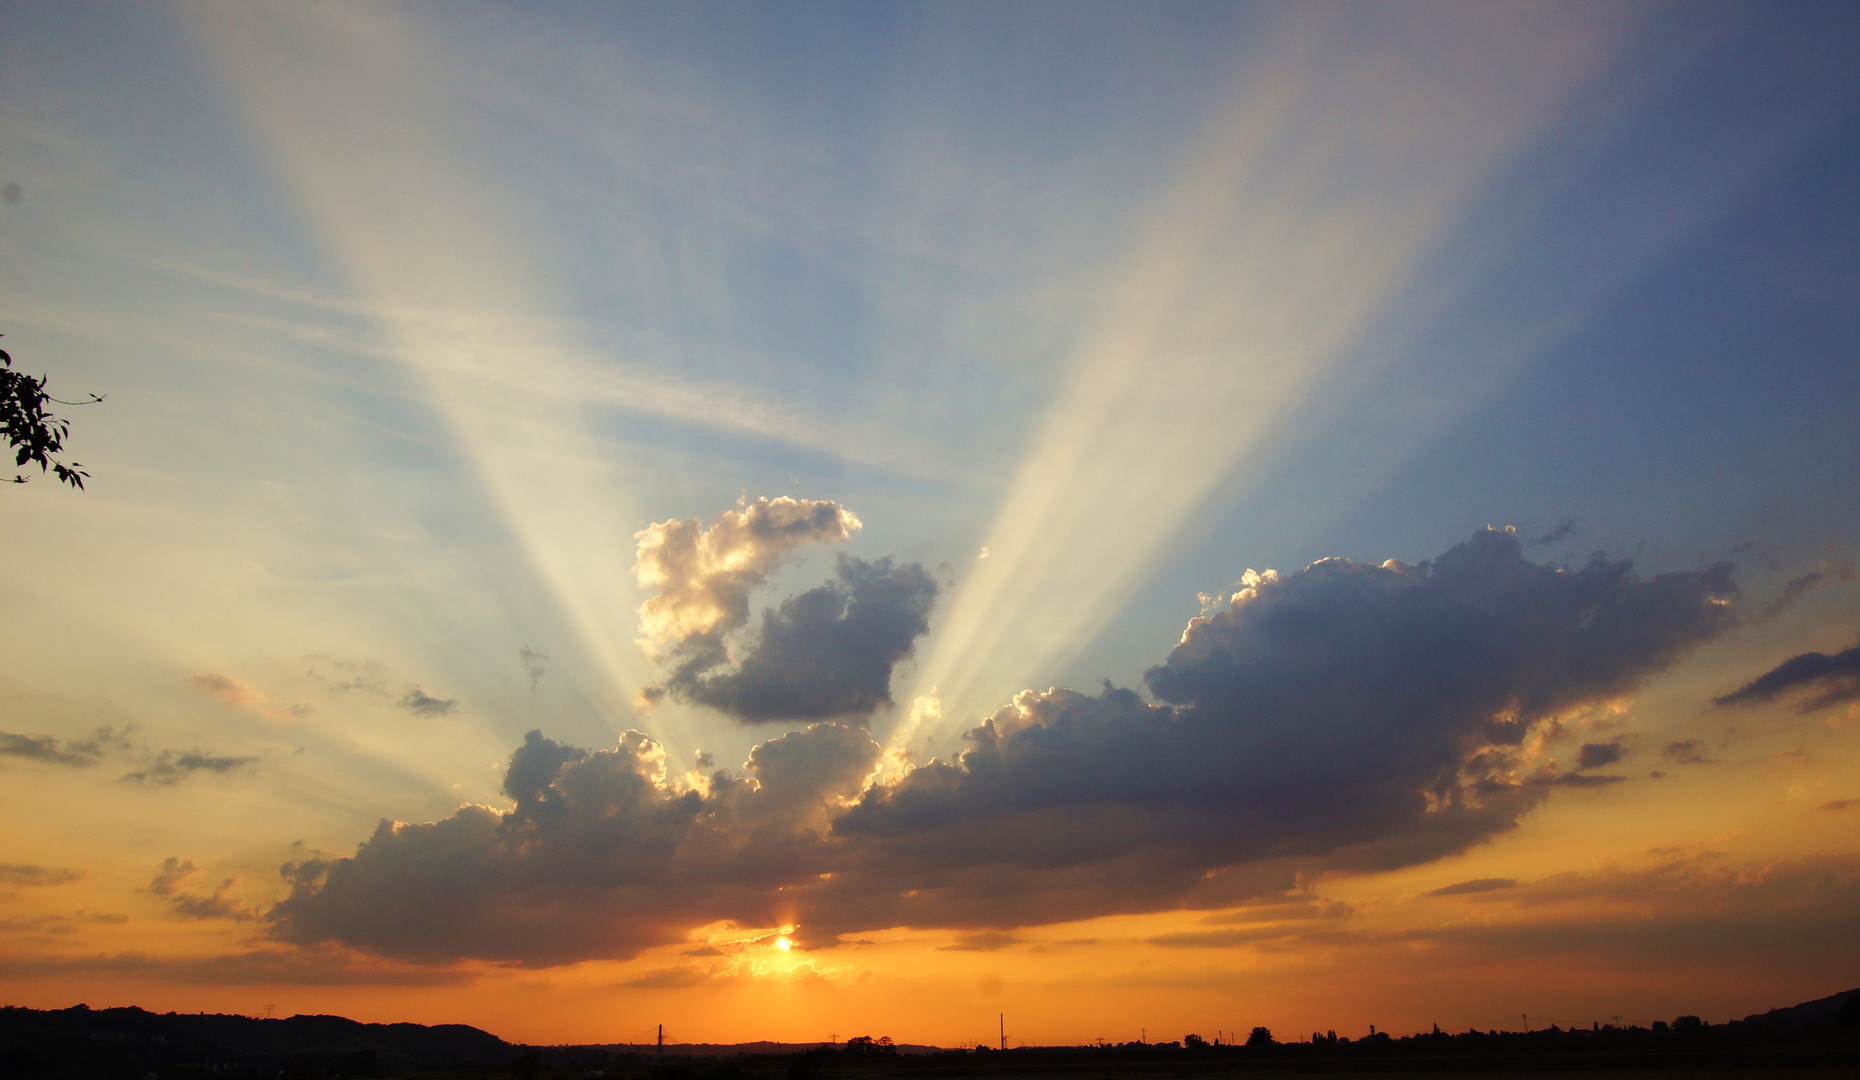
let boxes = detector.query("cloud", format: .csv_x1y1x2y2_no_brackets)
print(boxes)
1427,877,1518,897
636,498,937,723
622,966,712,989
0,865,85,888
1577,741,1622,769
268,722,880,964
1716,641,1860,712
1755,560,1855,622
1389,853,1860,973
634,496,861,661
122,750,260,786
266,529,1737,965
936,931,1021,952
0,726,131,768
147,858,256,922
0,947,470,986
398,687,459,717
1533,518,1579,545
520,646,548,693
1662,739,1714,765
188,673,267,707
667,556,939,722
1816,799,1857,813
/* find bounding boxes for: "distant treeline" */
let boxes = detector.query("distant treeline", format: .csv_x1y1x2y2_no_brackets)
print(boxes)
0,988,1854,1079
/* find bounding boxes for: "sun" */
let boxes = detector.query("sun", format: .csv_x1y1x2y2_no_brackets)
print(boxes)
775,936,792,951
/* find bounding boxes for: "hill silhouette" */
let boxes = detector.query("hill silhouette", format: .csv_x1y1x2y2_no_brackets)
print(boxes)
0,1003,506,1077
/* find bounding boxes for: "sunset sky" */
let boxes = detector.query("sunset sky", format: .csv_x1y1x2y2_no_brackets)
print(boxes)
3,0,1859,1049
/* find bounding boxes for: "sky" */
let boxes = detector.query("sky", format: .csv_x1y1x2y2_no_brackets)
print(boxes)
1,0,1859,1049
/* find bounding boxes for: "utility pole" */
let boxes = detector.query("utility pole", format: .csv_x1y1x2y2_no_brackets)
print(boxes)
657,1024,663,1064
999,1013,1004,1051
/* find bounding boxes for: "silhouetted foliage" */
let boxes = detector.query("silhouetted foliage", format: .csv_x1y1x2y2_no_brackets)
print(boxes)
0,336,101,488
512,1044,542,1080
844,1035,898,1057
785,1050,821,1080
1182,1033,1208,1050
1246,1026,1274,1047
1674,1015,1705,1033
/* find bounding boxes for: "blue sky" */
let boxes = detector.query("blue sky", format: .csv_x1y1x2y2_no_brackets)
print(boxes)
1,0,1857,1044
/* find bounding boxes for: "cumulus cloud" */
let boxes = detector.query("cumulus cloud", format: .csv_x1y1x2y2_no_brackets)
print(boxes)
635,496,861,661
668,556,938,721
635,498,936,723
1716,641,1860,712
122,750,260,786
267,528,1737,965
270,722,880,964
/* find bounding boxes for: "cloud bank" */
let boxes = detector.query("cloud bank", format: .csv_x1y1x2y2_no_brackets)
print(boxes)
271,529,1737,965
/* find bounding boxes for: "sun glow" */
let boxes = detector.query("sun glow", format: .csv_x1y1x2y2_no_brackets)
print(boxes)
774,936,792,951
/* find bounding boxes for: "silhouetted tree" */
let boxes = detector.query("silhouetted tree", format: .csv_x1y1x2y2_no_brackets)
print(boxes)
1246,1026,1273,1047
1672,1015,1704,1033
0,336,101,488
1183,1033,1207,1050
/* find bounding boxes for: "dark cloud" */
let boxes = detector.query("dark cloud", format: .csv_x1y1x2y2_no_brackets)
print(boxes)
0,947,469,986
1663,739,1714,765
1756,560,1854,622
1816,799,1857,813
936,931,1020,952
0,911,128,938
0,865,84,887
1427,877,1517,897
1716,641,1860,712
520,646,548,693
122,750,259,786
266,528,1738,965
633,498,935,723
0,726,130,768
1577,741,1622,769
1544,771,1624,788
398,687,458,717
269,723,880,964
1533,518,1579,545
667,556,938,722
147,858,255,922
